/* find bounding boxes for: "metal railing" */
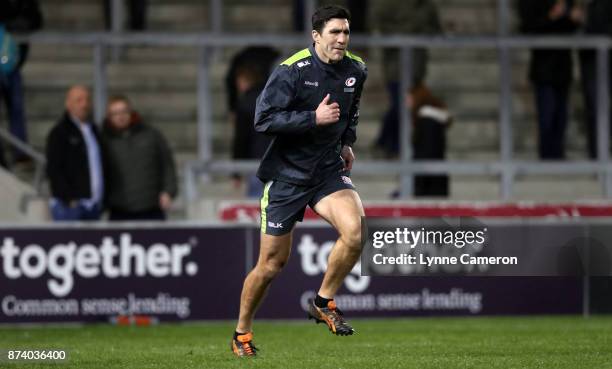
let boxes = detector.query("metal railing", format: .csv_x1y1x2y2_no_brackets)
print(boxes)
0,128,46,194
14,31,612,204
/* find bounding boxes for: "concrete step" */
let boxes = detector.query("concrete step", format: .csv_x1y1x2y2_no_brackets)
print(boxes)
190,172,602,220
38,0,506,34
28,44,531,71
40,0,294,32
21,107,588,161
225,3,292,32
20,0,588,163
440,6,499,35
25,118,591,162
0,167,44,222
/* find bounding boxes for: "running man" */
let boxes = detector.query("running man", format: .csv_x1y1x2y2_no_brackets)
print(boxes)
231,4,367,357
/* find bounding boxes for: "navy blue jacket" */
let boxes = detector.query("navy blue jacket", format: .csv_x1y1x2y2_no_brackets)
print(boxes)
518,0,579,86
46,113,105,203
254,44,367,186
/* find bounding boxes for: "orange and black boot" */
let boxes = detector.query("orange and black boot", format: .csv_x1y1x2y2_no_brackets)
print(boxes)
231,332,258,357
307,299,355,336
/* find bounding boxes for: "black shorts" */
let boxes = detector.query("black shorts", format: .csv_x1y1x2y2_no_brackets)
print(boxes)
260,170,356,235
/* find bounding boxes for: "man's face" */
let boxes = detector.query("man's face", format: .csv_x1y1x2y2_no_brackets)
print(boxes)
312,18,350,63
107,100,132,131
65,87,91,122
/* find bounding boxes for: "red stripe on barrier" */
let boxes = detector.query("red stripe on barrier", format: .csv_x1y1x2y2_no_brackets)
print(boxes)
219,203,612,221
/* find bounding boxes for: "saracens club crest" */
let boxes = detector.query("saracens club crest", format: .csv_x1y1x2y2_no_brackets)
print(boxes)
341,176,354,186
345,77,356,87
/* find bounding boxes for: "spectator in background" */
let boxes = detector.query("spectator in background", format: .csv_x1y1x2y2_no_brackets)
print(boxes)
577,0,612,160
231,66,272,198
371,0,442,158
409,83,452,197
225,46,279,117
0,0,43,165
102,95,177,221
225,46,278,197
518,0,582,160
390,83,452,198
46,86,105,221
103,0,148,31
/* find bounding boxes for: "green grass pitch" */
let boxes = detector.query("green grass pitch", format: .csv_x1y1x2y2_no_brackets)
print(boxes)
1,316,611,369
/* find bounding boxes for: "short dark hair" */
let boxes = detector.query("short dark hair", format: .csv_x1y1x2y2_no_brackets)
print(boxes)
311,5,351,34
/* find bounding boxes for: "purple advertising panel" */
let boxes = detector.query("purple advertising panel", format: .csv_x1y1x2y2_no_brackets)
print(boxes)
1,224,583,323
0,226,247,323
255,226,582,319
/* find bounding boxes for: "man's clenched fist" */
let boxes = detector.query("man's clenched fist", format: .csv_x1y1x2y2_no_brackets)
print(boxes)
315,93,340,126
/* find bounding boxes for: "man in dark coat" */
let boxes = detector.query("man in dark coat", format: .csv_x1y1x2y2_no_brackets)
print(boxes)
46,86,105,221
518,0,582,159
231,66,272,198
102,95,177,221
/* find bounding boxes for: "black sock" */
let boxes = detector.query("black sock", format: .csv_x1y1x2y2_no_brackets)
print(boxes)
315,294,332,308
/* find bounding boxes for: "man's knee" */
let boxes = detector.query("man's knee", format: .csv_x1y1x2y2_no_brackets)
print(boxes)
256,232,292,280
259,259,286,280
339,218,363,250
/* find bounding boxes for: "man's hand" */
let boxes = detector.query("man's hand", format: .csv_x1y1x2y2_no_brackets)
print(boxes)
341,145,355,170
159,192,172,211
315,94,340,126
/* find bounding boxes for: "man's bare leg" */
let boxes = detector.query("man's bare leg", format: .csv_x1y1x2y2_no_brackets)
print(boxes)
313,189,365,298
306,189,364,335
236,231,293,333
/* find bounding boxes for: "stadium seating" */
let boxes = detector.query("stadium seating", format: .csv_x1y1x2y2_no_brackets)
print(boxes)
15,0,597,220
